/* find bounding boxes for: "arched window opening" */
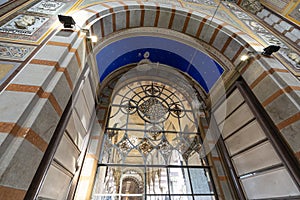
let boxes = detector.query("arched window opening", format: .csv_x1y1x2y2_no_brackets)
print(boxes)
92,64,218,200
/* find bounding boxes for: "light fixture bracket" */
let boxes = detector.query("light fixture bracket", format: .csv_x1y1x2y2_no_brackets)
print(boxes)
58,15,76,29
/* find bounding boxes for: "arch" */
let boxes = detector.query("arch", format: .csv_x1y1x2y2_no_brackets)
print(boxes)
121,176,143,194
68,2,300,199
74,1,263,61
93,66,220,199
1,1,299,199
70,1,299,160
72,2,264,90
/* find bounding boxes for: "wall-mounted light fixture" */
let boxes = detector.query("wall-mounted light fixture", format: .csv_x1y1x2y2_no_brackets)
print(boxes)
58,15,76,28
58,15,98,43
240,45,281,62
262,45,280,56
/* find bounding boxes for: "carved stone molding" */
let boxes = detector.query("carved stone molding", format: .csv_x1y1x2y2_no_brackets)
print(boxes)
241,0,263,14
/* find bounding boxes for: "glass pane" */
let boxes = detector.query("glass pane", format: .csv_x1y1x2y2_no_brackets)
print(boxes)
170,196,193,200
92,166,145,199
147,195,170,200
146,168,169,194
109,130,126,144
101,146,124,164
169,168,192,194
93,166,119,195
108,107,127,129
121,168,145,196
121,194,143,200
124,149,144,165
168,150,187,166
92,195,118,200
193,196,215,200
146,150,167,166
189,168,213,194
94,80,217,200
187,153,202,166
92,195,145,200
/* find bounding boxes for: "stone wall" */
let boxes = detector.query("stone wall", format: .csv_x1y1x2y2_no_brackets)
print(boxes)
0,1,299,199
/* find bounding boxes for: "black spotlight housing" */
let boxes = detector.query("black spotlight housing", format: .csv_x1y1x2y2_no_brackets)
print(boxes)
262,45,280,56
58,15,76,28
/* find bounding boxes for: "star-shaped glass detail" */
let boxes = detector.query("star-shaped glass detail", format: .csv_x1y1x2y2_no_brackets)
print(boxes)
139,139,154,155
117,139,133,154
139,97,169,123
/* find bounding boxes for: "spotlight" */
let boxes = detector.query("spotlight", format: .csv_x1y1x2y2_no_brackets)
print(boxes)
262,45,280,56
240,54,249,61
58,15,76,28
88,35,98,43
240,52,255,61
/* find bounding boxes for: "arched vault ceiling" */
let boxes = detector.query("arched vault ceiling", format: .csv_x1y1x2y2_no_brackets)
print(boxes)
74,0,299,75
76,0,252,34
96,35,224,93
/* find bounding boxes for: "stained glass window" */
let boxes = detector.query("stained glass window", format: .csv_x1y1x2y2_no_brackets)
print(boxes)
93,78,217,200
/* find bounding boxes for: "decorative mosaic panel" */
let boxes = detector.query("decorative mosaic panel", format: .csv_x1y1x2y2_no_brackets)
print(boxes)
27,0,66,15
280,50,300,70
0,42,35,61
182,0,217,6
257,33,287,48
260,0,289,12
0,14,48,36
244,21,268,32
240,0,263,14
0,61,20,85
288,2,300,24
224,1,300,74
230,9,252,20
0,13,55,43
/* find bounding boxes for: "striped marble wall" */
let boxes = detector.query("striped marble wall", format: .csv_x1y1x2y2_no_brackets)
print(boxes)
0,1,299,199
0,30,91,199
213,87,299,199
